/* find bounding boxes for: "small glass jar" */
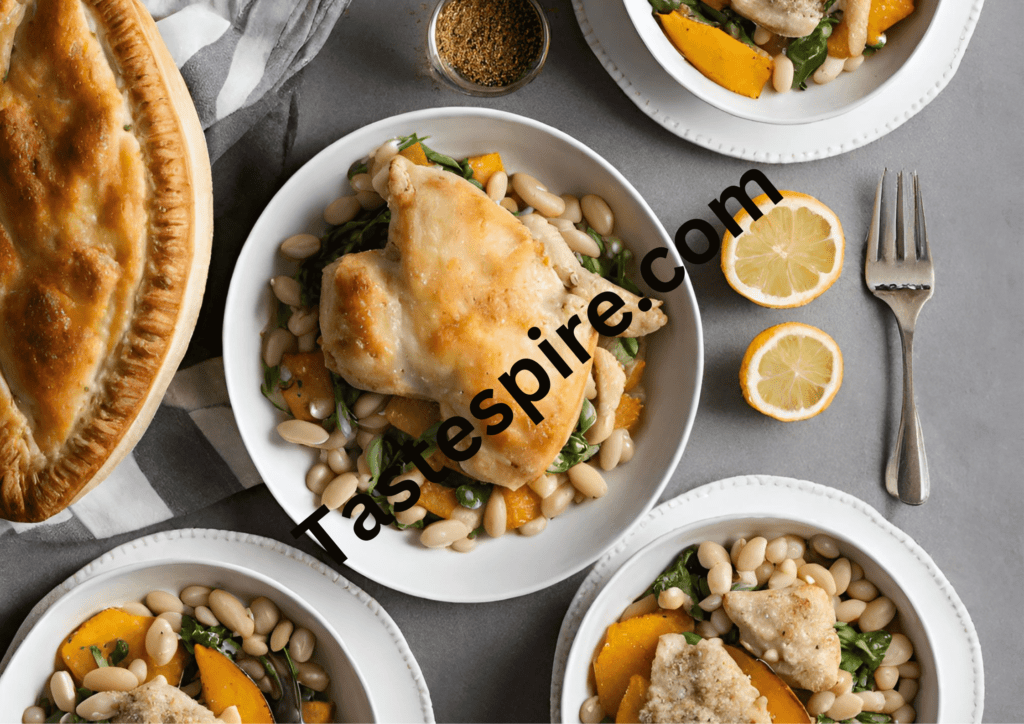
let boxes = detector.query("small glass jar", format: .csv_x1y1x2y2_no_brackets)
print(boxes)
427,0,551,97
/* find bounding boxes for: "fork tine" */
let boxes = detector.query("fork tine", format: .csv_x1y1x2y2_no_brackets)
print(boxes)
881,169,896,263
867,168,885,263
914,172,929,261
898,171,915,261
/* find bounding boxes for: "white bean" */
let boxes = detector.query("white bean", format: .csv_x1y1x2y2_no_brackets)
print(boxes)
557,194,583,223
314,427,351,451
76,693,118,721
128,658,148,685
844,54,866,72
270,618,294,652
619,594,658,622
880,634,914,667
371,164,390,198
250,597,280,636
561,228,600,257
567,463,607,498
287,307,318,337
22,706,45,723
145,617,177,666
528,473,559,499
784,535,806,560
219,706,243,724
737,537,768,572
831,669,853,696
296,661,329,692
657,587,689,611
813,55,846,85
83,666,138,692
277,419,328,447
450,504,483,530
698,594,722,612
754,561,774,587
195,605,220,627
209,589,254,638
579,695,605,724
324,448,352,475
580,194,614,235
835,598,867,623
421,519,470,548
395,504,427,526
322,472,359,510
353,392,387,419
798,563,837,597
499,197,518,214
486,170,508,202
356,190,384,210
698,541,730,569
289,627,316,663
859,596,896,631
50,671,77,712
857,690,886,713
157,611,182,633
847,579,879,601
898,678,918,702
882,690,906,714
772,53,794,93
753,25,773,45
484,488,507,537
350,173,373,193
708,562,733,596
827,692,864,721
730,538,747,566
810,534,841,559
146,590,184,616
806,691,835,716
180,585,211,608
768,568,796,589
511,173,565,217
897,661,921,679
765,537,788,564
270,275,301,307
830,558,852,595
892,704,916,724
875,665,899,691
619,429,636,464
280,233,321,260
373,139,400,169
710,608,733,635
518,515,548,536
541,482,575,519
451,537,477,553
598,429,625,471
324,195,361,226
696,621,719,639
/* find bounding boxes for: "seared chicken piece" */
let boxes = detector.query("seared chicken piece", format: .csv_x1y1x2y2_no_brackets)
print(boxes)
723,584,841,692
320,155,665,489
730,0,827,37
101,676,217,723
641,635,771,724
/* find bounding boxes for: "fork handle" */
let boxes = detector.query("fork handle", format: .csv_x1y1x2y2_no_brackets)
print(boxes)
886,327,930,504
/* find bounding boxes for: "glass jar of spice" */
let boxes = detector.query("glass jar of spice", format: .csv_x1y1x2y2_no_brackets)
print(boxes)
427,0,550,96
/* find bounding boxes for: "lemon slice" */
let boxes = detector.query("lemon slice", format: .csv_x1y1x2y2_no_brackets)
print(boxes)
721,191,844,308
740,322,843,421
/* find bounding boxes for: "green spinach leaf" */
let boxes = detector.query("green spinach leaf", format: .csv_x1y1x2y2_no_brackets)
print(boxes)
788,1,840,89
179,615,239,658
643,544,709,621
834,621,891,690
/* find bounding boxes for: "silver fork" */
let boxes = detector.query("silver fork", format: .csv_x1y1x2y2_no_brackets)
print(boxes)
865,169,933,505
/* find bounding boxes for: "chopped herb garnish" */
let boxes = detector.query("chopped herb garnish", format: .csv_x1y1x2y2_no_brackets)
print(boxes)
642,544,709,621
835,621,891,690
548,399,600,473
109,638,129,666
89,645,109,668
179,615,239,658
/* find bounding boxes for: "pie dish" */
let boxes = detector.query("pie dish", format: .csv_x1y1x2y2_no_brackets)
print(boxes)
0,0,212,521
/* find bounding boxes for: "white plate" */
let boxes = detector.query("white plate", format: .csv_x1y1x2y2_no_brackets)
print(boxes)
0,529,434,724
574,0,984,160
550,475,983,722
223,107,703,602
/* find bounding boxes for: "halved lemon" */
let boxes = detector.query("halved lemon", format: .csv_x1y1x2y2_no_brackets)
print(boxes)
721,191,844,308
740,322,843,422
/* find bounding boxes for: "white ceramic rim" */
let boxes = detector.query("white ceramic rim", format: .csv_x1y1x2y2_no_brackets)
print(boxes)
572,0,985,161
0,528,434,724
549,474,984,722
222,106,704,603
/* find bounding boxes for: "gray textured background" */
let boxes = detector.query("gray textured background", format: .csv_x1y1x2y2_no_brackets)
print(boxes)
1,1,1021,721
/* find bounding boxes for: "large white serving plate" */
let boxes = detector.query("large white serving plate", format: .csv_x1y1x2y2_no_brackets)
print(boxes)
551,475,983,722
575,0,984,160
0,529,433,724
223,107,703,602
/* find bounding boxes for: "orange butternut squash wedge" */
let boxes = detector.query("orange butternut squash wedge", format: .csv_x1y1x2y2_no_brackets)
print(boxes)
465,152,504,187
502,485,542,530
656,11,773,99
281,352,334,423
399,142,431,166
194,644,273,724
593,609,693,715
418,480,459,519
614,395,643,433
726,645,811,724
867,0,914,45
615,674,650,723
623,360,646,393
302,701,337,723
60,608,186,686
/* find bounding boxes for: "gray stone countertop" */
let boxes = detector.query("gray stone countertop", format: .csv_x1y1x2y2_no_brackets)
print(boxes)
1,1,1020,721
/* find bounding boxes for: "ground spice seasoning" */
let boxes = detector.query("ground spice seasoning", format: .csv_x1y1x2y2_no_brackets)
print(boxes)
435,0,544,87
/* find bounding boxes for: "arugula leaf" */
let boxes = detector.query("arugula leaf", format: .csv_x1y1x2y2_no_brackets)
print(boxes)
260,363,289,412
456,482,490,510
578,398,597,434
642,545,709,620
548,401,601,473
788,1,840,89
321,371,361,433
366,435,385,482
834,621,891,690
89,645,109,668
857,713,893,723
179,615,239,658
395,133,467,177
585,227,606,256
682,631,702,645
609,338,639,367
648,0,681,11
109,639,129,667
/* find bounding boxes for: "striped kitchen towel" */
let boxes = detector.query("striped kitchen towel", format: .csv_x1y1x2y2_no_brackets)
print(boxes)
145,0,350,163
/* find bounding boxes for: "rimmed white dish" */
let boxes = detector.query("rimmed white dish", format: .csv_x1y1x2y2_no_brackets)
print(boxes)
623,0,939,125
574,0,984,160
223,107,703,602
551,475,983,722
0,529,434,723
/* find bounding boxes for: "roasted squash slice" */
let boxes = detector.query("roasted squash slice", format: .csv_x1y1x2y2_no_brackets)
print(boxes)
726,645,812,724
302,701,337,724
656,11,774,99
615,674,650,723
465,152,504,187
280,352,334,423
195,644,274,723
867,0,915,45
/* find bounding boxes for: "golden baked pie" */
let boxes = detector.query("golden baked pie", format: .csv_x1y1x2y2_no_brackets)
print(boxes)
319,155,664,489
0,0,212,521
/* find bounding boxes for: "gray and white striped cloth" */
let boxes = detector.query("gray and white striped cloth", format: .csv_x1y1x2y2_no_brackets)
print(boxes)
0,0,349,540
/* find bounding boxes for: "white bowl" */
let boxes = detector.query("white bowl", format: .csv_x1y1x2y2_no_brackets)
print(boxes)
623,0,940,125
0,559,376,721
559,487,977,722
223,107,703,602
